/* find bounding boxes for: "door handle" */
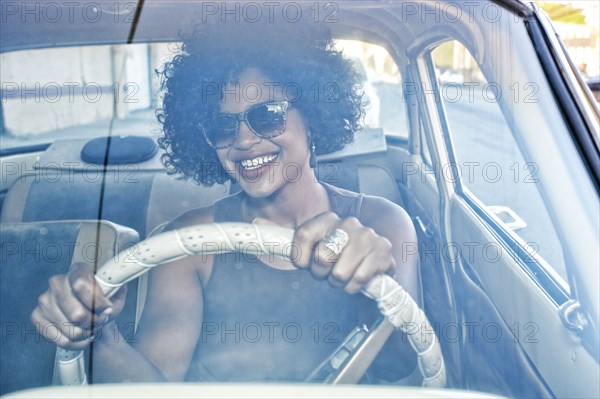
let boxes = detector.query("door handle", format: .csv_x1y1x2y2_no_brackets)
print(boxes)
559,299,588,333
487,205,527,232
414,216,434,239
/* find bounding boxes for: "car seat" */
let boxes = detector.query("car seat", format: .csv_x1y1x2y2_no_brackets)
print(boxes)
0,220,138,395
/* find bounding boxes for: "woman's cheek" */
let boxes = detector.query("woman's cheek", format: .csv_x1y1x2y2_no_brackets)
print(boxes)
216,151,233,173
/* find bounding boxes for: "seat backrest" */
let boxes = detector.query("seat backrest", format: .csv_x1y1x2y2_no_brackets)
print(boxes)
0,220,138,395
1,133,401,237
0,137,230,238
316,162,403,206
1,170,229,238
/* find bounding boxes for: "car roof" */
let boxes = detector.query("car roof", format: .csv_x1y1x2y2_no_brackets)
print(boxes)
1,0,532,53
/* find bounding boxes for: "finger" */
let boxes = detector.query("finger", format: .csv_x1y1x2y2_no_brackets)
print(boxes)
31,297,70,339
68,262,113,314
49,272,111,333
31,310,93,350
344,249,395,294
308,261,335,280
46,275,103,329
314,218,364,283
291,212,340,269
108,285,128,317
252,217,278,226
314,217,363,264
33,293,95,345
327,242,367,288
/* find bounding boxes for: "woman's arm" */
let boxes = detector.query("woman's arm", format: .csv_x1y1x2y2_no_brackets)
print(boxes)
32,207,215,383
358,195,420,382
92,248,206,382
290,193,420,381
359,195,419,300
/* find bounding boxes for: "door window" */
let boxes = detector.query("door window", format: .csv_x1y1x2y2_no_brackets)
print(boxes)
430,40,568,287
334,40,408,138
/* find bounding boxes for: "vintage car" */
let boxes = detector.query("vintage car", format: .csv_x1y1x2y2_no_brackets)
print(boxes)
1,1,598,398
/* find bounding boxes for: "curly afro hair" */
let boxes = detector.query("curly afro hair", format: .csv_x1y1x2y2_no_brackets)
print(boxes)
157,18,366,186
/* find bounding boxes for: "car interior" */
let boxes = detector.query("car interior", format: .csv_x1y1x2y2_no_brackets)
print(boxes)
1,1,598,398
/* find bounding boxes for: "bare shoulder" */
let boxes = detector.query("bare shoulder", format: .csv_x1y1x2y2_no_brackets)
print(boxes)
360,196,419,300
359,195,416,241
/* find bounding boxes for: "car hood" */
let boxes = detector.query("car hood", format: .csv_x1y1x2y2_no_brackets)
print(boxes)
4,383,506,399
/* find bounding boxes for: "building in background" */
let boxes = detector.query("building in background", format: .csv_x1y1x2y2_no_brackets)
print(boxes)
539,1,599,79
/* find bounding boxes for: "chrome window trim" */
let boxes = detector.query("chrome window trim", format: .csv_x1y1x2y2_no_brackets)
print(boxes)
460,189,571,306
412,29,573,305
525,7,600,190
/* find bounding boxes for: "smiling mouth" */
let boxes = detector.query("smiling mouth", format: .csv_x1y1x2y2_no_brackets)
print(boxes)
239,154,279,170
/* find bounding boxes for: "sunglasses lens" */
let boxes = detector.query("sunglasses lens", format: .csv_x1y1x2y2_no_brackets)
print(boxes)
204,115,238,149
202,102,288,149
247,103,287,138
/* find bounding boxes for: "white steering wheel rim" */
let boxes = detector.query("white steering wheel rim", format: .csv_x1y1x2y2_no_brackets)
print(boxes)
57,222,445,387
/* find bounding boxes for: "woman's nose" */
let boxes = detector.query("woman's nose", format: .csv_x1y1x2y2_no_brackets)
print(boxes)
233,120,262,150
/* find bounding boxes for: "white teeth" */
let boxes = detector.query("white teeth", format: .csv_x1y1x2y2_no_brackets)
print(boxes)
240,154,278,170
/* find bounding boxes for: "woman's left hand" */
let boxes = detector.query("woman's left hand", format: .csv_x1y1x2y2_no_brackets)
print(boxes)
291,212,395,294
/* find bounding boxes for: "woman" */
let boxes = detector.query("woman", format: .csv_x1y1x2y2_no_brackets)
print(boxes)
31,19,419,383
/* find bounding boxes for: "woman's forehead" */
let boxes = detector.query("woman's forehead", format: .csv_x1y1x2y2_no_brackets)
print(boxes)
219,68,285,113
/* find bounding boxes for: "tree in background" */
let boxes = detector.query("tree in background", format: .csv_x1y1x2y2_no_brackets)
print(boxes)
537,1,586,25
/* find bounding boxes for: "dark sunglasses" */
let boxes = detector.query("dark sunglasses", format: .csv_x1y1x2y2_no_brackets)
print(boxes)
201,101,290,150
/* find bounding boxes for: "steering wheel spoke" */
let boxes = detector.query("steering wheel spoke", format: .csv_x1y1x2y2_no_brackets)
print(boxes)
306,317,394,384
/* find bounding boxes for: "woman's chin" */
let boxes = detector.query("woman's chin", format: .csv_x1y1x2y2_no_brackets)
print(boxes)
234,162,281,198
237,178,280,199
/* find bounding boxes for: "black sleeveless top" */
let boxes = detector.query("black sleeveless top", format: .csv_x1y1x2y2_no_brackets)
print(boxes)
185,183,373,382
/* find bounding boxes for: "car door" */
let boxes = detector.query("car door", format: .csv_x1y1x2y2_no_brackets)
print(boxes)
409,5,599,398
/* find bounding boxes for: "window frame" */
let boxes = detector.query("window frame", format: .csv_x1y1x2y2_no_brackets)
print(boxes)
417,39,571,306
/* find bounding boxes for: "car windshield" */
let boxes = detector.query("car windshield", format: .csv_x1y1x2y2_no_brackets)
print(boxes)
1,1,599,398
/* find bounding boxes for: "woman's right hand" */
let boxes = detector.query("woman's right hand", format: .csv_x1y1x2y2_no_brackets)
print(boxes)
30,262,127,350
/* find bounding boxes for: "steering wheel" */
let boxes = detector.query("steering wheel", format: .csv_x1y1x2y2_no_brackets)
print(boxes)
56,223,445,387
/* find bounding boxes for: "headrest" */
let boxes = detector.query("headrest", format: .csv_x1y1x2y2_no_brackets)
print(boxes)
81,136,158,165
318,128,386,162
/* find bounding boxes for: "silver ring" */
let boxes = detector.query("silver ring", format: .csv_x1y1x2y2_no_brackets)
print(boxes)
322,228,349,256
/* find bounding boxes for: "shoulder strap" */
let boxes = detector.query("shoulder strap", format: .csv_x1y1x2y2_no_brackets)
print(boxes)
321,182,364,219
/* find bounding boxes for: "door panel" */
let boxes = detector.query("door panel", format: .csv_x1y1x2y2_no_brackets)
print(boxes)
414,29,599,398
449,197,598,398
